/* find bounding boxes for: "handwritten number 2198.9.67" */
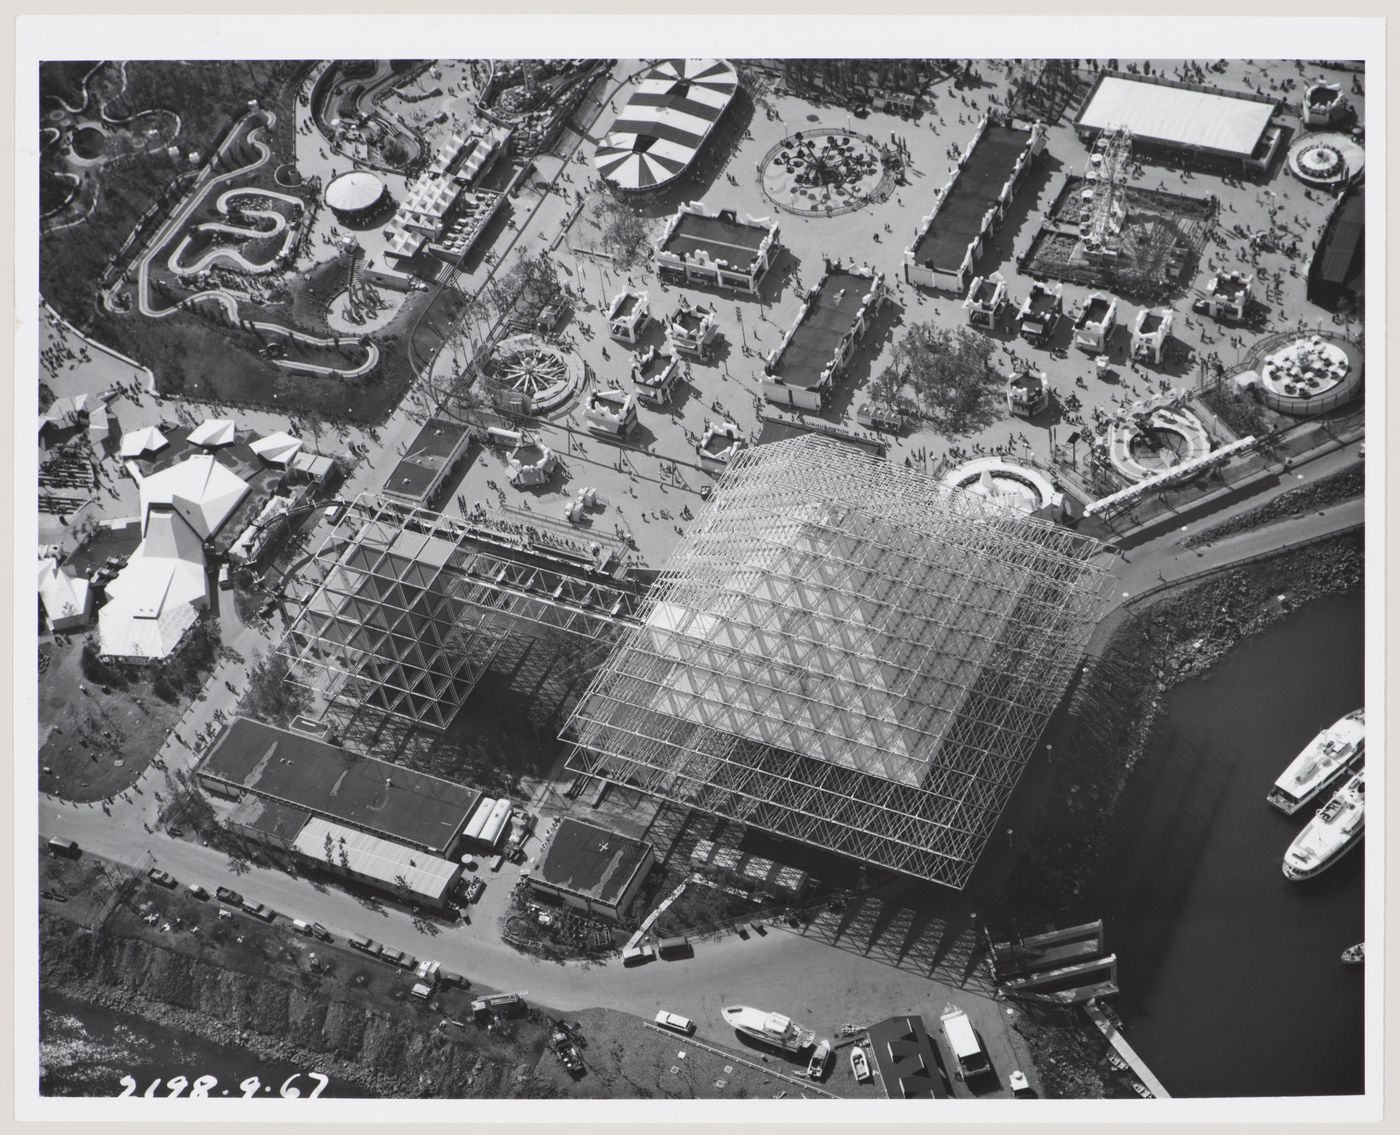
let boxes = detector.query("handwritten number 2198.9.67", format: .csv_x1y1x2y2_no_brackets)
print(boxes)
117,1073,330,1098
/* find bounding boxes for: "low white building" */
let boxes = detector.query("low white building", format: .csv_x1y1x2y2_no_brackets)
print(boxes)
607,289,650,344
1131,307,1175,365
98,507,210,662
38,558,92,632
1072,292,1118,353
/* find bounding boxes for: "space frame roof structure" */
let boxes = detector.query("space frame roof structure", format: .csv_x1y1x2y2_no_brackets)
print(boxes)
565,436,1113,889
1075,74,1275,158
278,495,643,732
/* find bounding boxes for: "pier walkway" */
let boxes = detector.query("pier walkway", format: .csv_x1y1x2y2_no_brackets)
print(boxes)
1084,1000,1172,1099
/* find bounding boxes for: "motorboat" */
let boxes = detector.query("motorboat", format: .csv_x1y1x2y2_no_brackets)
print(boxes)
850,1045,871,1082
807,1038,831,1079
1283,770,1365,880
721,1006,816,1054
1341,943,1365,965
1267,709,1365,815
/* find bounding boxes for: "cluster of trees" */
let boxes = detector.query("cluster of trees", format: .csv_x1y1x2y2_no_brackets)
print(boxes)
596,199,654,269
241,652,308,726
866,321,1002,433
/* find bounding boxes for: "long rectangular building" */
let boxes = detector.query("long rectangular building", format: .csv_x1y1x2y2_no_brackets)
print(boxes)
381,417,474,506
904,117,1046,293
762,262,886,411
198,717,480,855
1073,72,1282,175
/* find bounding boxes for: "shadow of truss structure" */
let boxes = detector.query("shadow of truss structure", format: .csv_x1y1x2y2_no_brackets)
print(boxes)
564,435,1114,890
277,493,644,732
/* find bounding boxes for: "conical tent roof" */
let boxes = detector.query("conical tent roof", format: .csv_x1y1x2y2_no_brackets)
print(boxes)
250,430,303,466
187,418,237,448
139,454,250,540
118,425,169,458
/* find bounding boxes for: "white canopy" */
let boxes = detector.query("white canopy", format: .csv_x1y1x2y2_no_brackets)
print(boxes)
250,430,303,466
187,418,237,448
118,425,169,458
139,454,250,540
99,509,208,660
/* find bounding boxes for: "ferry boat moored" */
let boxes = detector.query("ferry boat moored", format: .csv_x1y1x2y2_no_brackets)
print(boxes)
1267,709,1365,815
1283,770,1365,881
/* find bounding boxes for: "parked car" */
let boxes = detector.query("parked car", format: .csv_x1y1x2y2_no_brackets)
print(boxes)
241,901,274,921
46,838,80,859
186,884,210,901
147,868,177,889
215,886,243,906
348,934,381,956
464,877,486,904
311,923,332,942
621,942,655,967
380,947,406,966
292,919,314,936
654,1011,695,1036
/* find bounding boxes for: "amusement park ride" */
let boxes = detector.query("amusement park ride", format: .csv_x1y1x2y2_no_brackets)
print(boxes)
1080,125,1133,261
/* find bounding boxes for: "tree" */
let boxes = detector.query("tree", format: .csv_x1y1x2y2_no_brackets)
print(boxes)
874,322,1000,433
597,200,653,269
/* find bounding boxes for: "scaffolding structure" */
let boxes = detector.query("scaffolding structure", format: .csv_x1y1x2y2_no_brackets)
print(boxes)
564,436,1114,890
278,494,642,732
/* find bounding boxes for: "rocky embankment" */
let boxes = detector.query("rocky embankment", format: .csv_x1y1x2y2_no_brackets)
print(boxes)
999,531,1364,926
1183,465,1363,548
39,915,555,1099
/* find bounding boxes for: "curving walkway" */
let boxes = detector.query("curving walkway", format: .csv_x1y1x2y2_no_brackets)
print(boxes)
167,188,304,276
118,108,375,380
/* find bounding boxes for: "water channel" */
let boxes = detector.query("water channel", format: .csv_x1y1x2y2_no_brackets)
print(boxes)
1072,588,1366,1097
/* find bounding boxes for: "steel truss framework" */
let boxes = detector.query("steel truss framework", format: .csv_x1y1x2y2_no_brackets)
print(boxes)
564,436,1114,889
278,494,641,731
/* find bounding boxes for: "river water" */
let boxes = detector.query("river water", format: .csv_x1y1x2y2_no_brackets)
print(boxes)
39,990,374,1099
1074,589,1366,1097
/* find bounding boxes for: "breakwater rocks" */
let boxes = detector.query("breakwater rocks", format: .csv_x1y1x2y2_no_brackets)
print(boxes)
39,916,555,1099
1000,531,1363,925
1183,464,1363,548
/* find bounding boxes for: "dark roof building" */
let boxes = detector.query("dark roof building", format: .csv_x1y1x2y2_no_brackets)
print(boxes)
867,1015,949,1099
382,417,473,506
761,262,887,410
1307,182,1364,310
904,117,1045,293
528,817,655,920
654,202,780,294
198,717,480,855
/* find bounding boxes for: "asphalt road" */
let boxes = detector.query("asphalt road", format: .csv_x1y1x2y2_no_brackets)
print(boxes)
39,806,1029,1082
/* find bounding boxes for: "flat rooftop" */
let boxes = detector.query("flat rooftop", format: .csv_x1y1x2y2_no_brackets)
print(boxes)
383,417,471,500
768,269,874,390
660,210,770,273
1075,73,1275,158
201,717,480,853
911,122,1033,272
535,817,652,906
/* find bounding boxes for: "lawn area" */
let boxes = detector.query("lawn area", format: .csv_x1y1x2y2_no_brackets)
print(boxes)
531,1007,835,1100
38,636,181,803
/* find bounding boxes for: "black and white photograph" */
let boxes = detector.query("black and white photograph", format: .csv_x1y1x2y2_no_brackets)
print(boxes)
16,12,1383,1125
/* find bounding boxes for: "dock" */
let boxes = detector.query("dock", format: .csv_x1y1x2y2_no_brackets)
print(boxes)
1083,1000,1172,1099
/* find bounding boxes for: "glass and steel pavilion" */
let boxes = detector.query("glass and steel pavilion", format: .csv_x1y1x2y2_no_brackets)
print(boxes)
564,435,1115,890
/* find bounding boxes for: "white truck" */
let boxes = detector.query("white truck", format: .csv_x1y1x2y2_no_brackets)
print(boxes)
940,1003,991,1081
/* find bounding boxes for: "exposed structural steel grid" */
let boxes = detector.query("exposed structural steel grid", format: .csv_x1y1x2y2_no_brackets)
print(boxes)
277,494,642,731
564,435,1115,889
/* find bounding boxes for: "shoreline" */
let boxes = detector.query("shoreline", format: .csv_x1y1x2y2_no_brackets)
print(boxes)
37,533,1365,1102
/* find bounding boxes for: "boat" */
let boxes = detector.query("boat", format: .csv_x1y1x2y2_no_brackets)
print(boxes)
1283,770,1364,880
1132,1082,1155,1099
721,1006,816,1054
807,1038,832,1079
1267,709,1365,815
1341,943,1365,965
850,1046,871,1082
